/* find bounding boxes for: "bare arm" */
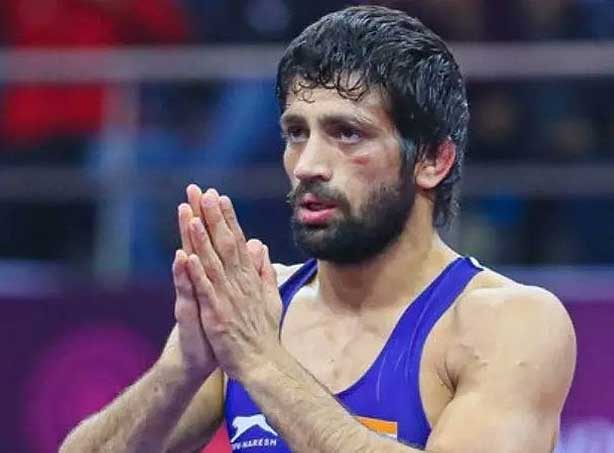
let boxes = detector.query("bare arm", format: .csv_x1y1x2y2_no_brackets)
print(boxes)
161,265,300,453
60,354,220,453
61,193,223,453
242,344,422,452
424,286,576,452
236,287,576,452
161,368,224,453
59,252,222,453
181,191,576,451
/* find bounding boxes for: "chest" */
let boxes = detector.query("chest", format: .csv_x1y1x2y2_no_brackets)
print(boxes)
279,290,455,427
281,307,389,393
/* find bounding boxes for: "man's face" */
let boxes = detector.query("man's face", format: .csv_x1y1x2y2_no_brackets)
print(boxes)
281,84,416,264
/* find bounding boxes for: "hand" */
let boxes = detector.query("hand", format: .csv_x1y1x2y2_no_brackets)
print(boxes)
184,188,282,381
159,186,217,379
162,185,270,379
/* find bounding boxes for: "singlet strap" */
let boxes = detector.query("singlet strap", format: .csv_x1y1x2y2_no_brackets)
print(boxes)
400,257,483,431
407,257,483,360
278,259,317,321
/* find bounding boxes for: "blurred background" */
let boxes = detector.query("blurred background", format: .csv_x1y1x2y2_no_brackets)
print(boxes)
0,0,613,452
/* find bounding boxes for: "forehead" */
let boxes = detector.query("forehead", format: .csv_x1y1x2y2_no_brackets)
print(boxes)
281,84,395,132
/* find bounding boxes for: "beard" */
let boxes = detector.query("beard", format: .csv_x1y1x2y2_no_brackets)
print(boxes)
288,175,415,265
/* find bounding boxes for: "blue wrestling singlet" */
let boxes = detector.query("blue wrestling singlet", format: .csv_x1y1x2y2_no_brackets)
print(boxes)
224,257,482,451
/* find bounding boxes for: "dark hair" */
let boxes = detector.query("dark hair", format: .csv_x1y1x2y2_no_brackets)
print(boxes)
276,5,469,228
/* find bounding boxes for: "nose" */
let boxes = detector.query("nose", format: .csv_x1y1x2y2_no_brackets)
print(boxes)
292,135,333,183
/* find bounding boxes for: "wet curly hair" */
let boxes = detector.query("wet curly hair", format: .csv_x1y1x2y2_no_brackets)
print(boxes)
276,5,469,228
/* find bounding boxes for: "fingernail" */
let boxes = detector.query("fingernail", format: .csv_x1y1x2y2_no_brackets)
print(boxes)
219,195,230,207
202,193,216,208
209,189,220,203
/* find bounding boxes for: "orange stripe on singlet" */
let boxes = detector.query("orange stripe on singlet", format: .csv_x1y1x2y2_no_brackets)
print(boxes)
356,416,398,438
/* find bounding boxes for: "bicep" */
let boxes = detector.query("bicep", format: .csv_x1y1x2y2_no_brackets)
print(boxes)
163,368,225,453
425,388,558,453
426,287,575,453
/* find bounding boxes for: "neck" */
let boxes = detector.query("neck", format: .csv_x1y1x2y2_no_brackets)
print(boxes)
315,197,458,311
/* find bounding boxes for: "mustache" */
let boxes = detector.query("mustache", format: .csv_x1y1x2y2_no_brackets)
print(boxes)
286,181,349,210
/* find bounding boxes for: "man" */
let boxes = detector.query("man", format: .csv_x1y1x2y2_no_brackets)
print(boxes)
60,6,576,453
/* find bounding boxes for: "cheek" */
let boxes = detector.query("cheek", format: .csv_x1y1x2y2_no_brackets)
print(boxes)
347,154,390,188
353,142,403,183
341,164,376,212
344,154,399,210
283,149,298,184
349,153,370,166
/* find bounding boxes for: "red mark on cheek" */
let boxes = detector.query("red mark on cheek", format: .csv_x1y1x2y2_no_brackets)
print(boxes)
350,154,370,166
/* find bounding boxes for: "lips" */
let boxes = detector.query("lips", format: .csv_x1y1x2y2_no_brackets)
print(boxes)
297,194,338,225
299,194,337,209
301,201,336,210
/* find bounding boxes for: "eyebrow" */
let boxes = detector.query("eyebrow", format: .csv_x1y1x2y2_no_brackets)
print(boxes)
279,113,305,128
279,112,379,130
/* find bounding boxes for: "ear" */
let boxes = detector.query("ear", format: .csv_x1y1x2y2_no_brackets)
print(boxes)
414,139,456,190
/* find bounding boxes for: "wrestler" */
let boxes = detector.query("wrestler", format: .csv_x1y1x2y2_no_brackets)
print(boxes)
60,6,575,452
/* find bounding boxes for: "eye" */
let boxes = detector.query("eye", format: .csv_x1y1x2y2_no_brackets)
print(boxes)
282,126,308,144
335,126,363,145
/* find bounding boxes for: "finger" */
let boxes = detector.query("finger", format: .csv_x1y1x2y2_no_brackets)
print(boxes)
173,250,192,298
219,195,247,244
178,203,195,254
172,250,199,326
246,238,265,273
200,189,241,268
186,253,221,322
186,184,203,218
188,217,225,283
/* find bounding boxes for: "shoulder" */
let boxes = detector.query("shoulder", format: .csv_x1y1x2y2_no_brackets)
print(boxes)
448,266,576,390
272,262,304,287
454,266,575,339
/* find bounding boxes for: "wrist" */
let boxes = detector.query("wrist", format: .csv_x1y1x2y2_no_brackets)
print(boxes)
237,343,291,388
158,333,218,382
155,355,215,388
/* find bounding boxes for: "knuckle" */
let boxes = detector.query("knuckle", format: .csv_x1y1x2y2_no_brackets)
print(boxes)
174,279,192,296
208,319,229,336
194,283,210,300
174,300,196,324
201,257,222,278
218,237,237,256
195,225,207,241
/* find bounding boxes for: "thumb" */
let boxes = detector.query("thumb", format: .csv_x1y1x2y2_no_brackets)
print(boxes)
260,245,277,288
246,239,265,272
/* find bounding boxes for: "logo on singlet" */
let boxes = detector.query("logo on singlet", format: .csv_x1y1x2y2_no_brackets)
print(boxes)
230,414,279,450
